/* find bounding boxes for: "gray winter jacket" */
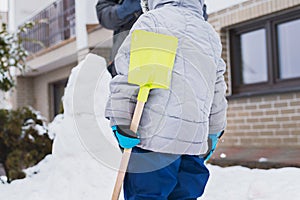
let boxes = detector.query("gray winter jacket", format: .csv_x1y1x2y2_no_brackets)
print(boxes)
105,0,227,155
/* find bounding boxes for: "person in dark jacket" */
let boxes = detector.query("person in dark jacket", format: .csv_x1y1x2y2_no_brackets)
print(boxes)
95,0,142,77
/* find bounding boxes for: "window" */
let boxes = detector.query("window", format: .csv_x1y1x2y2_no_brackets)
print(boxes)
277,19,300,80
240,29,268,84
230,9,300,95
50,79,68,119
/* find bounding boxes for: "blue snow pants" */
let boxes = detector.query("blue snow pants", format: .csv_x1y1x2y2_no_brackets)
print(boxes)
123,147,210,200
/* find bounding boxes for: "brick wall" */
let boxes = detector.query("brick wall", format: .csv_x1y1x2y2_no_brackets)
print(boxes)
15,77,35,108
209,0,300,32
224,92,300,147
209,0,300,147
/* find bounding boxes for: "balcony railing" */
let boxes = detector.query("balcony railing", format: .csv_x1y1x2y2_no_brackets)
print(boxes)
22,0,76,54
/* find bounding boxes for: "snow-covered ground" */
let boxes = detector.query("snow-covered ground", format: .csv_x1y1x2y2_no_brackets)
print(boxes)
2,155,300,200
1,54,300,200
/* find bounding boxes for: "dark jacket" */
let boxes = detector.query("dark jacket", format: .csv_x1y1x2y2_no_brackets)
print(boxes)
96,0,142,76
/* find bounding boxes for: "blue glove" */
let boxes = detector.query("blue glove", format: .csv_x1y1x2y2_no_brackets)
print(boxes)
116,0,141,19
204,131,224,161
112,125,140,149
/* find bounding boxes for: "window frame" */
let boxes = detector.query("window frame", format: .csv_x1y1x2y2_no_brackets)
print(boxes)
49,78,68,119
229,8,300,96
273,14,300,85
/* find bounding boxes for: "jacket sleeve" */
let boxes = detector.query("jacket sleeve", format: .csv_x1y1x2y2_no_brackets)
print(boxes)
105,13,156,127
209,57,228,134
95,0,139,31
105,33,139,126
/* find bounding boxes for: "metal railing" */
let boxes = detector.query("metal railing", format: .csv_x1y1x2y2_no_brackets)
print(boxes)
21,0,76,54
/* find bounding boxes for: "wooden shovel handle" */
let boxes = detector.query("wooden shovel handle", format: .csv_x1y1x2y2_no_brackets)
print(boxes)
111,100,145,200
111,148,132,200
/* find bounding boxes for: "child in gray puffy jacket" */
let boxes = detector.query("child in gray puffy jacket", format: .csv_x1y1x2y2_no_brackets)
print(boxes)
105,0,227,199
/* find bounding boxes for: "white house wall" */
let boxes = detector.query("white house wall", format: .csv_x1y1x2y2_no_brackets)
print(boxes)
88,28,113,49
32,63,75,120
86,0,100,24
75,0,100,51
26,39,77,75
9,0,120,120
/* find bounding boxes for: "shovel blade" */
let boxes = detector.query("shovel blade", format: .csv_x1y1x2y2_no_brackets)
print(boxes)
128,30,178,91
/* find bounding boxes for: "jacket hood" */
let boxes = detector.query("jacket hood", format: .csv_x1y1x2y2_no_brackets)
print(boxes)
147,0,204,14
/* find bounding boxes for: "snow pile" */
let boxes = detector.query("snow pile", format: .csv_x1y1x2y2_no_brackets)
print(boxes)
0,54,121,199
0,54,300,200
22,108,49,138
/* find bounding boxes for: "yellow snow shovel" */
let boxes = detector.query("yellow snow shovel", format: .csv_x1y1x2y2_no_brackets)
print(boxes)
111,30,178,200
